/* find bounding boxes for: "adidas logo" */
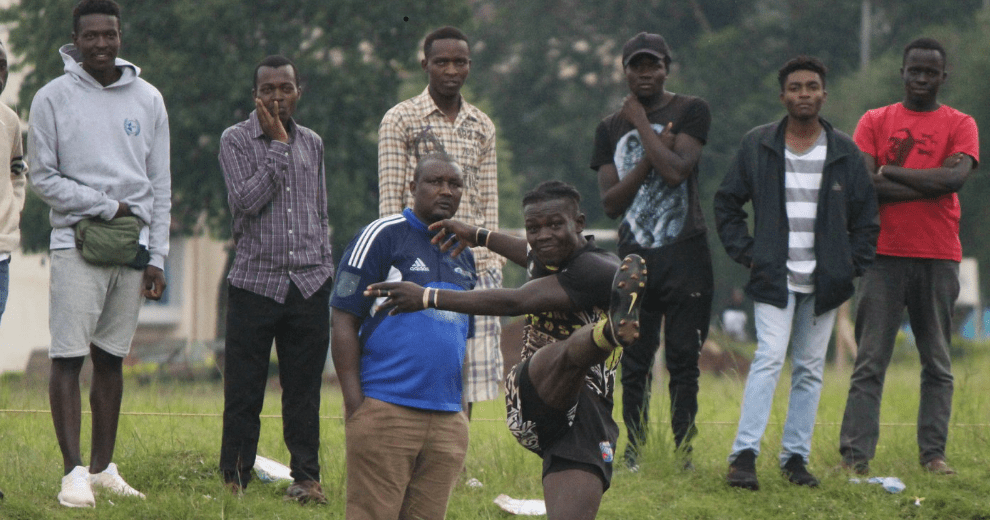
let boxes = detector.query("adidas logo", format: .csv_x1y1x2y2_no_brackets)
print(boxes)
410,258,430,272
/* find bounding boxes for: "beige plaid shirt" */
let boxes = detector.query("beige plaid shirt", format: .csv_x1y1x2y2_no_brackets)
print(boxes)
378,87,502,271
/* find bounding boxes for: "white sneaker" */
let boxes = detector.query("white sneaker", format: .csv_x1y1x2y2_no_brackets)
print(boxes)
58,466,95,508
90,462,146,499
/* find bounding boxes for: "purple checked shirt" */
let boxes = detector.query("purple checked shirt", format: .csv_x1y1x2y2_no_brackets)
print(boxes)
219,110,334,303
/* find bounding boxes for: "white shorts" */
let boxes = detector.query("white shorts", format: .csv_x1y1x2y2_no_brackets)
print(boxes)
48,248,145,359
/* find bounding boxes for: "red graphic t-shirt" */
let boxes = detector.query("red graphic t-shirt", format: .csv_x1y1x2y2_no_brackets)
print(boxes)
853,103,979,261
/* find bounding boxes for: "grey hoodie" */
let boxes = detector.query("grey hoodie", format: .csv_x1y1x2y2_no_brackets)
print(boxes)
28,44,171,269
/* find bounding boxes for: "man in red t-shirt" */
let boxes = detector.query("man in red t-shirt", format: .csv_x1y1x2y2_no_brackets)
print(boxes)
839,37,979,476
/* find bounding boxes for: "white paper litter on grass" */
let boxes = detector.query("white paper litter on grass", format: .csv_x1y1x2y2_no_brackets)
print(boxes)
254,455,293,483
494,494,546,516
848,476,906,493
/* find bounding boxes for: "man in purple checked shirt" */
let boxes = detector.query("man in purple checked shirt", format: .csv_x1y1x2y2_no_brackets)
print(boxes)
217,54,333,505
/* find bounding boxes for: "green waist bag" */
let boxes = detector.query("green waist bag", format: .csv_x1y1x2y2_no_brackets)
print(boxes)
74,216,150,269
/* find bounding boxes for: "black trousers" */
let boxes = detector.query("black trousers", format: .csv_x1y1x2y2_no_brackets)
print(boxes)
220,280,331,486
620,233,713,453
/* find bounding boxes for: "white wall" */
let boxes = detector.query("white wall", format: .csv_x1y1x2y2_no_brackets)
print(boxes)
0,250,50,372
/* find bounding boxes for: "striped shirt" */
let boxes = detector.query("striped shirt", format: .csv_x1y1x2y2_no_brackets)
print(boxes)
377,87,502,272
219,110,334,303
784,131,826,293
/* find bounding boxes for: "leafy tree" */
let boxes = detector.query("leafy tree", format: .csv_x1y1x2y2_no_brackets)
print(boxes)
471,0,990,312
2,0,472,259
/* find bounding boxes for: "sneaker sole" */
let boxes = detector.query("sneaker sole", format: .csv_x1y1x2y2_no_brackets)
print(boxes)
58,496,95,508
609,254,647,346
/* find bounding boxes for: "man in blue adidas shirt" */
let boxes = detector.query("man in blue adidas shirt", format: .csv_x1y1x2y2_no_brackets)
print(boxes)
331,152,475,520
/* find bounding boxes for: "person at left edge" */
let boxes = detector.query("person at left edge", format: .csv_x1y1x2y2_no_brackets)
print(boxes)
218,54,333,504
0,38,28,329
332,153,475,520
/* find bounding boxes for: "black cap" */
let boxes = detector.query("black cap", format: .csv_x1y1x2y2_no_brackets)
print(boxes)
622,32,670,67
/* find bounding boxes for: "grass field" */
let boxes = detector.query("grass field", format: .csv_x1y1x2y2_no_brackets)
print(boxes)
1,345,988,519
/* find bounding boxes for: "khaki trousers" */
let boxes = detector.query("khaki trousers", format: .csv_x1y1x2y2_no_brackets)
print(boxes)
345,398,469,520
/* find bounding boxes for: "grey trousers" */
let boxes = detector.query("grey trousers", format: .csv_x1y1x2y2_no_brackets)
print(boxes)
839,255,958,465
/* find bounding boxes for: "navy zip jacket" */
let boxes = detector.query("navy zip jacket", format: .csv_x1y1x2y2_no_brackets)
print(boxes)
714,116,880,315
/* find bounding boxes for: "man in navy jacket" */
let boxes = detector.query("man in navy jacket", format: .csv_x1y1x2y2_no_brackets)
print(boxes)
714,56,879,490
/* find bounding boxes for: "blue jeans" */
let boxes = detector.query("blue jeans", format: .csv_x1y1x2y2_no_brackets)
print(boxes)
0,258,8,325
839,256,957,465
730,292,837,466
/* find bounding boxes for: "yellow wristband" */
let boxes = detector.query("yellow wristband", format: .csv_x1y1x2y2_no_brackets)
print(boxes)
422,288,430,310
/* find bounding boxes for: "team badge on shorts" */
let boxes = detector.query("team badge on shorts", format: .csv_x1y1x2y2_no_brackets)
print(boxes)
599,441,614,463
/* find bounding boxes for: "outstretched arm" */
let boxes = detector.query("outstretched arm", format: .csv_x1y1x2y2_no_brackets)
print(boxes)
429,218,528,267
367,274,574,317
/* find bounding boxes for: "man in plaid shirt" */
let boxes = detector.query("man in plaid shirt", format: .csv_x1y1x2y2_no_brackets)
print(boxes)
218,55,333,504
378,26,504,414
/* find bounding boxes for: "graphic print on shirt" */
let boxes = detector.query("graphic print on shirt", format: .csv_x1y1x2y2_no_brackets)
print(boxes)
883,128,939,166
613,124,688,249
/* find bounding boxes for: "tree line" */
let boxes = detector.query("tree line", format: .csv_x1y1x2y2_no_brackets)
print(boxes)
3,0,988,310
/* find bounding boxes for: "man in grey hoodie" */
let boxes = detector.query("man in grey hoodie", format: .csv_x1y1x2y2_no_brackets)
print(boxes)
27,0,170,508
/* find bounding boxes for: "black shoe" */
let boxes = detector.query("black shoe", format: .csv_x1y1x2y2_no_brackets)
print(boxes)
727,449,759,490
781,455,820,487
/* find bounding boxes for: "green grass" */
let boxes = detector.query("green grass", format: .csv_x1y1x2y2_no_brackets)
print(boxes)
1,347,989,519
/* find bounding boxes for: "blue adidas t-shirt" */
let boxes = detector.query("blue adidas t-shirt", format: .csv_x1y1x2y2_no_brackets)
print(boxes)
331,208,476,412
